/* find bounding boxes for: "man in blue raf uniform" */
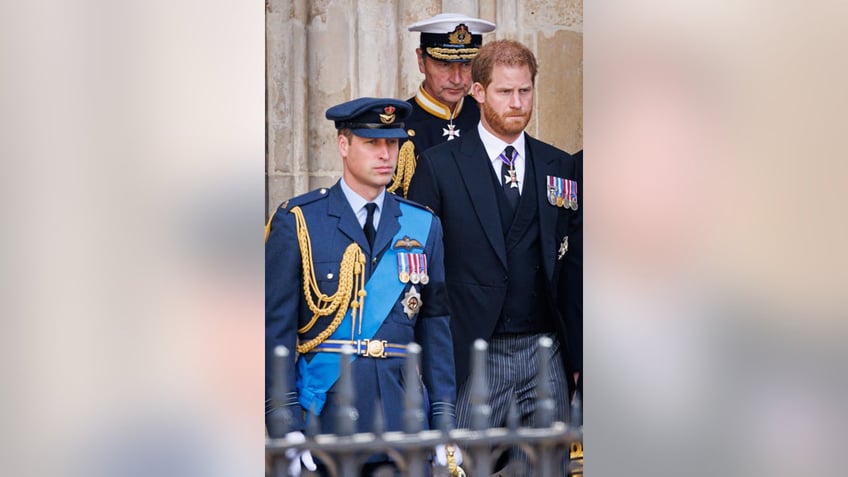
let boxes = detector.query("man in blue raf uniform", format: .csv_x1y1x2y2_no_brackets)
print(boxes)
266,97,461,475
388,13,496,197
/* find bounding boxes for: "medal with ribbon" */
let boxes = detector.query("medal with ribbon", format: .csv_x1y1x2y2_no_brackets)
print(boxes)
547,176,558,206
420,253,429,285
568,179,578,210
409,253,421,284
397,252,410,283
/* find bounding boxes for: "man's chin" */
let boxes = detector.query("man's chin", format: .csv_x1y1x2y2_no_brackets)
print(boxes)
440,91,466,103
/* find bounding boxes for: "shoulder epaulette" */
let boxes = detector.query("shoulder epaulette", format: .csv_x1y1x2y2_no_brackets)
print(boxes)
395,195,434,215
281,187,332,210
265,187,332,242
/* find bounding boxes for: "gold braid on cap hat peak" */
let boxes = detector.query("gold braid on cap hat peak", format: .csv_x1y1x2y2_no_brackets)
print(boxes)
387,139,417,197
425,47,479,61
289,206,367,354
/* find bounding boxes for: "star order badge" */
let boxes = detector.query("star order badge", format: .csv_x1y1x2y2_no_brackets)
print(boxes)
558,235,569,260
402,286,422,319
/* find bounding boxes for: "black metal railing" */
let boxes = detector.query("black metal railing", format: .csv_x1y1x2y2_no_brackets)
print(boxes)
266,338,583,477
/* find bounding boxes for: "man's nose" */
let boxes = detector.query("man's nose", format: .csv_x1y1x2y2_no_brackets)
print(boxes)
376,140,390,159
509,91,522,108
448,65,463,85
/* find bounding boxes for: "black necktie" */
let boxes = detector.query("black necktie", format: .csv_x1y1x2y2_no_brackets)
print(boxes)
363,202,377,249
500,146,520,210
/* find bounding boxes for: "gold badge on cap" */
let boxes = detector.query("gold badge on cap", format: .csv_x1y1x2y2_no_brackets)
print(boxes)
402,286,422,319
380,105,396,124
448,24,472,45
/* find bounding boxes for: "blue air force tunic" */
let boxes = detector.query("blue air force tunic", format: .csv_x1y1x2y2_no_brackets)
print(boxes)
265,183,457,436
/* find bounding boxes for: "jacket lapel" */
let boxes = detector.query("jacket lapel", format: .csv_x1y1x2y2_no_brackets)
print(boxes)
527,134,558,282
372,193,401,256
327,182,369,250
454,130,508,269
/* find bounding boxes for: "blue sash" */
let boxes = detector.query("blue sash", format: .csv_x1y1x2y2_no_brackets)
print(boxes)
297,202,432,415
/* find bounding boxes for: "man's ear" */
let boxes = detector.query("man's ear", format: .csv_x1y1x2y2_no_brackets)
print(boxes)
471,82,486,104
416,48,426,74
337,134,349,157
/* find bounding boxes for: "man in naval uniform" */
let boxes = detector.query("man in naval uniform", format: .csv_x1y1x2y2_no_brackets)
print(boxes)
388,12,496,197
266,98,461,476
408,40,581,474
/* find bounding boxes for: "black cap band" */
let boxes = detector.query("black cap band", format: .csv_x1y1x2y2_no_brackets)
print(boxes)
420,32,483,49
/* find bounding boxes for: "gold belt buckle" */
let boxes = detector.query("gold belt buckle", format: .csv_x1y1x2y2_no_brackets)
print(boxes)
362,339,387,358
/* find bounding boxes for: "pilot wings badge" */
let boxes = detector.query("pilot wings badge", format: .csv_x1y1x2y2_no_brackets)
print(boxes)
393,235,423,250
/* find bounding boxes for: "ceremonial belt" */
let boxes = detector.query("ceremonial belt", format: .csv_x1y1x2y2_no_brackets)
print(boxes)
310,339,409,359
297,201,432,416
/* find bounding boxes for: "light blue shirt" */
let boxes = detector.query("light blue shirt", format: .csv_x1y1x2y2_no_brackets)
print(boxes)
339,178,385,231
478,122,527,194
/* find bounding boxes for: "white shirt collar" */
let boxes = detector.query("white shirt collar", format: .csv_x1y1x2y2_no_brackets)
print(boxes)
339,178,385,226
477,122,526,164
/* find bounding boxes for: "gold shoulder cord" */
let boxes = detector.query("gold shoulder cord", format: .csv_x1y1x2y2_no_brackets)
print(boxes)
387,137,417,198
264,207,278,243
289,206,367,354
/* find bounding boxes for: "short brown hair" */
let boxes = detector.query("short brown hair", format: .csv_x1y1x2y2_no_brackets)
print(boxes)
337,128,353,141
471,39,538,88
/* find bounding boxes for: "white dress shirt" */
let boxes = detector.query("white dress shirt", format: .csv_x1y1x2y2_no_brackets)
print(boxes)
478,122,527,194
339,178,385,230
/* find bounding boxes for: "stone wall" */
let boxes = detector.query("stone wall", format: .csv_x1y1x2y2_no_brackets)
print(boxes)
266,0,582,215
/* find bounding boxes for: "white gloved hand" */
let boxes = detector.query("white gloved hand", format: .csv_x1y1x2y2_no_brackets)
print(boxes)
434,443,464,467
284,431,317,476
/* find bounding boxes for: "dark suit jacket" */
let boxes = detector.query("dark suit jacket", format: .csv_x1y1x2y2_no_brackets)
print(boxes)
407,128,581,386
559,150,582,376
265,183,455,436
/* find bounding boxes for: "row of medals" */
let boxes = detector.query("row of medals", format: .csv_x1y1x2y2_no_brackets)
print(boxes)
400,270,429,285
398,252,429,285
548,195,577,210
547,189,578,211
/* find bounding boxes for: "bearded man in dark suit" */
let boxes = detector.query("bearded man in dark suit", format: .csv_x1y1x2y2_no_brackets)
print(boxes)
408,40,582,440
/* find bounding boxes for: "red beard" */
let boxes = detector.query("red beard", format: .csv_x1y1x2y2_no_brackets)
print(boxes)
481,101,531,137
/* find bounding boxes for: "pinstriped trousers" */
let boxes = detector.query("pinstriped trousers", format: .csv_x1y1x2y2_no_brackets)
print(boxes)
456,332,570,475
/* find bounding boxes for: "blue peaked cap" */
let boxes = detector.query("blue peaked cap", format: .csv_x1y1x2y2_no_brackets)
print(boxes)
326,97,412,139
